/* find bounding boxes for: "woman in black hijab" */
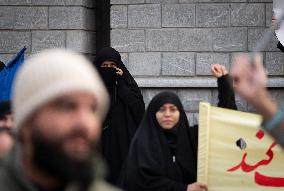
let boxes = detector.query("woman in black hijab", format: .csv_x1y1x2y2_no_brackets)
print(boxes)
118,65,236,191
118,92,207,191
94,47,145,185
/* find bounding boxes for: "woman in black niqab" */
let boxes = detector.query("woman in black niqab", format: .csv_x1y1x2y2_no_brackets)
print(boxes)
118,91,207,191
94,47,145,185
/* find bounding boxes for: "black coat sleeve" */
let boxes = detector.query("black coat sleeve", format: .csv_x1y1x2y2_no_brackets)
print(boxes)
217,74,237,110
277,41,284,53
116,77,145,125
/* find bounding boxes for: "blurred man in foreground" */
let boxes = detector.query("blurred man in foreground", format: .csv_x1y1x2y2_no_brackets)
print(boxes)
0,49,121,191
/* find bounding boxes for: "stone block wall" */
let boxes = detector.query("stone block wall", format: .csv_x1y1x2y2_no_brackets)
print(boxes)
0,0,96,62
0,0,283,126
110,0,284,125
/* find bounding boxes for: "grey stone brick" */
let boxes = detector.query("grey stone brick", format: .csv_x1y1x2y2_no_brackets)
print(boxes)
85,54,95,62
0,7,48,29
212,28,247,51
111,5,127,28
0,53,31,64
212,89,248,111
270,90,284,108
267,78,284,88
177,89,211,112
266,3,273,27
0,54,13,63
32,31,65,53
135,77,216,88
234,99,248,112
162,52,195,76
196,4,229,27
0,0,31,5
178,29,212,51
0,32,31,53
231,4,265,26
142,88,177,107
196,53,230,76
120,53,129,68
146,0,178,3
162,4,195,27
66,30,96,54
31,0,94,6
85,8,96,30
128,4,161,28
14,7,48,29
248,0,272,2
146,29,178,51
111,29,145,52
186,113,198,126
248,28,279,51
49,7,86,29
248,89,284,111
0,7,14,29
111,0,145,4
179,0,238,2
265,52,284,76
229,0,247,2
128,52,161,76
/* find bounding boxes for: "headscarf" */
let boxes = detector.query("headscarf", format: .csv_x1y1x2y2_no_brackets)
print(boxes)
119,91,198,191
94,47,145,185
94,47,143,101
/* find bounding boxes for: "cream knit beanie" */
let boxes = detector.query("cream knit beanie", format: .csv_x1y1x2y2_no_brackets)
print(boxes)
12,49,109,129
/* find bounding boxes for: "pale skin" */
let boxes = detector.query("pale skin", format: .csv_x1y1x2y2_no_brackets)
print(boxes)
156,103,208,191
0,132,14,158
0,114,13,129
211,64,228,78
101,60,123,76
0,114,14,158
20,92,102,189
231,54,278,120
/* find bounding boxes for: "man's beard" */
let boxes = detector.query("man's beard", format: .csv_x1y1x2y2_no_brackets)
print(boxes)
31,127,97,190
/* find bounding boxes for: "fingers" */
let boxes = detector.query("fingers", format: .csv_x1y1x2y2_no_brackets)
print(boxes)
211,63,227,77
188,182,208,191
116,67,123,76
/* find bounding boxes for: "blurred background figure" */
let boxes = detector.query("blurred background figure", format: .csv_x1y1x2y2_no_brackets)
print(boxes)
0,100,15,158
0,60,4,71
231,53,284,148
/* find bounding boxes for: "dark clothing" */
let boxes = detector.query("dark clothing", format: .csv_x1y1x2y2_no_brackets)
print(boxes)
0,61,4,72
94,47,145,185
217,75,237,110
118,77,236,191
0,100,11,118
277,41,284,52
0,145,122,191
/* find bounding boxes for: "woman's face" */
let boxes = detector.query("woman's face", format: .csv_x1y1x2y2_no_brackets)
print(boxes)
155,103,180,129
101,60,117,69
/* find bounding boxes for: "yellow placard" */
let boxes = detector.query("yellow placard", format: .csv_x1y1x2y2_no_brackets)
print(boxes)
198,102,284,191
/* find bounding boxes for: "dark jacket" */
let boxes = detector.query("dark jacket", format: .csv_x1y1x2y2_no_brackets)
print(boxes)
0,144,122,191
